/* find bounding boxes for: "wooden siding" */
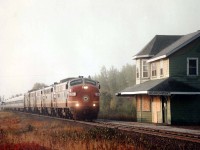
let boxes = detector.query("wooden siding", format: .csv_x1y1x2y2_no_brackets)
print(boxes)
137,112,152,122
167,97,171,124
142,95,151,111
171,95,200,125
136,95,152,123
150,59,169,80
136,96,141,111
152,96,162,123
163,59,169,78
169,37,200,89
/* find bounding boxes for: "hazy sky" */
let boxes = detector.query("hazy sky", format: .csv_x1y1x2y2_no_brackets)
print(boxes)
1,0,200,97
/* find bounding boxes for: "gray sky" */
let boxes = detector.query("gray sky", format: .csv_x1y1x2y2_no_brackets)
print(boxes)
0,0,200,97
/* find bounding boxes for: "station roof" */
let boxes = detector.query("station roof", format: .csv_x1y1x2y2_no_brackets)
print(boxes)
116,78,200,96
148,30,200,62
133,30,200,62
133,35,182,59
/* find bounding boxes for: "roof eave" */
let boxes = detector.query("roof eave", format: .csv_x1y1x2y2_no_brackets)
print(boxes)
116,91,200,96
133,55,154,60
171,92,200,95
166,32,200,57
116,91,148,96
147,55,166,62
147,31,200,63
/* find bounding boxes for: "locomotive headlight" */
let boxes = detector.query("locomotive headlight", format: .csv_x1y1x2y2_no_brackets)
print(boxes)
83,85,88,90
75,103,79,107
93,104,96,107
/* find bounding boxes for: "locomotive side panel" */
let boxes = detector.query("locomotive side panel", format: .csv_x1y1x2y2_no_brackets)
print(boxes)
44,88,52,108
55,83,67,108
29,91,36,112
24,93,29,111
35,90,42,113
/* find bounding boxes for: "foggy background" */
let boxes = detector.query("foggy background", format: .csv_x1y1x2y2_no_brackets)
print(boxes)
0,0,200,97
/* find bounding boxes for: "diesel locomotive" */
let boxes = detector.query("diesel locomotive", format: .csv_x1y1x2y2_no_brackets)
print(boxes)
2,76,100,120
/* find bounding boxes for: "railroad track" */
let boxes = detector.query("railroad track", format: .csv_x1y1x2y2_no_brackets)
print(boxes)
94,120,200,144
16,111,200,144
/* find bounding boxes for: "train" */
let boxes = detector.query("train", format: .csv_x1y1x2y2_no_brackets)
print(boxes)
2,76,100,120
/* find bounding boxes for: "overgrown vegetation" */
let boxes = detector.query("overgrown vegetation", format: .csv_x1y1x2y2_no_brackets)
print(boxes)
94,64,136,120
0,111,142,150
1,111,199,150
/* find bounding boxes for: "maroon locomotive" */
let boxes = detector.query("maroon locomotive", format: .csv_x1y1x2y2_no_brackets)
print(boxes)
22,76,100,120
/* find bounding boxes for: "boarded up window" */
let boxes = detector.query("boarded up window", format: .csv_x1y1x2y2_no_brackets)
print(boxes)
136,96,141,111
152,96,161,112
142,95,151,111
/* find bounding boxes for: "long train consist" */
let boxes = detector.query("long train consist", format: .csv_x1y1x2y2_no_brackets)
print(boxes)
2,76,100,120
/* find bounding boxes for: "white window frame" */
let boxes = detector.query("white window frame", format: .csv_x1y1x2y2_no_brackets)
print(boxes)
142,59,149,78
187,57,198,76
151,62,157,77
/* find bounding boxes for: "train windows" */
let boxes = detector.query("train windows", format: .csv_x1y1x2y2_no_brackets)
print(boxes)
70,79,83,86
44,88,52,94
85,79,96,86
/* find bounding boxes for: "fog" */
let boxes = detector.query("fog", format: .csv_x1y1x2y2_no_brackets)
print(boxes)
0,0,200,97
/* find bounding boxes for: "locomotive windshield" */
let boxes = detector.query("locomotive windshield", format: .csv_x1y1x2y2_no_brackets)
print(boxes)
69,78,97,86
70,79,83,86
84,79,96,86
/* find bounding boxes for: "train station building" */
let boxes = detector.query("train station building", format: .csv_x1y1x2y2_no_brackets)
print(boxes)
116,30,200,125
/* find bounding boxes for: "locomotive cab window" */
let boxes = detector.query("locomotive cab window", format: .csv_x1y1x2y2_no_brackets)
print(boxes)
85,79,96,86
70,79,83,86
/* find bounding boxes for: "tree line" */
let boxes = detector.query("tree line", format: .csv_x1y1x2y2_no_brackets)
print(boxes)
93,64,137,121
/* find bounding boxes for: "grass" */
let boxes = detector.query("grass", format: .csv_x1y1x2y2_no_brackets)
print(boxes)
1,111,198,150
0,111,142,150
